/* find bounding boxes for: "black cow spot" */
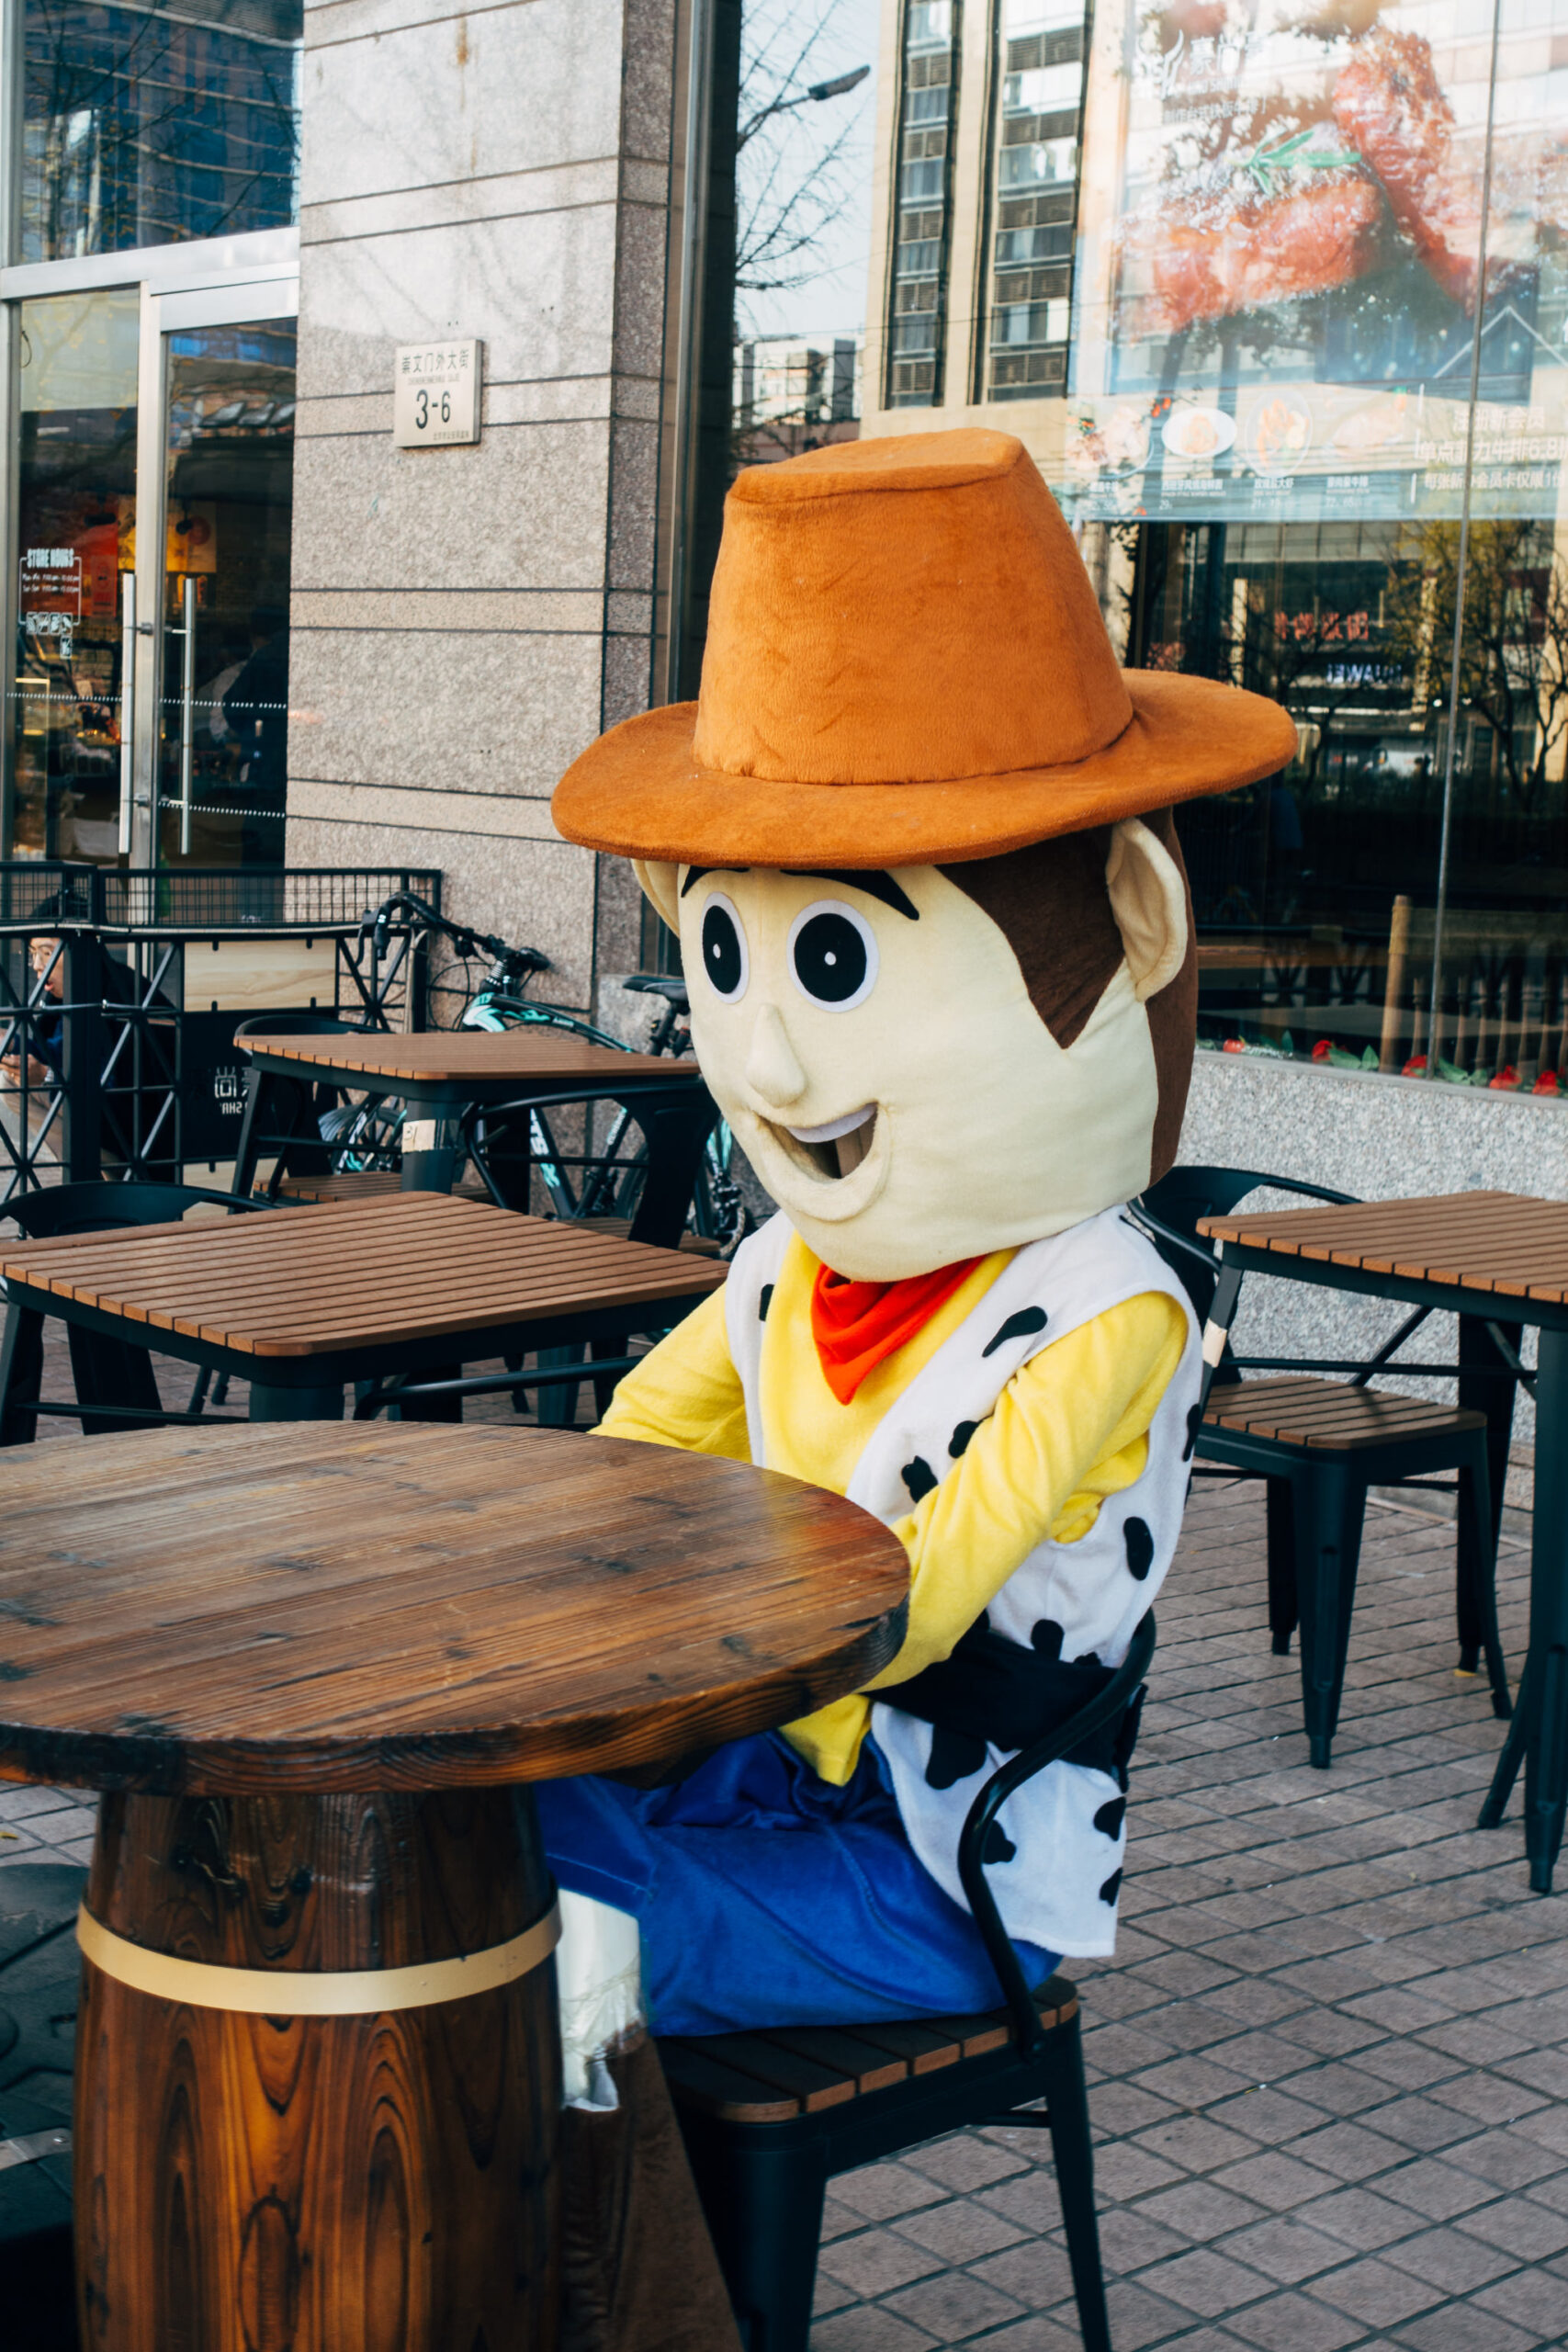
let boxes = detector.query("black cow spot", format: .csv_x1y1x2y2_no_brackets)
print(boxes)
1092,1797,1126,1841
950,1419,979,1458
901,1456,939,1504
925,1726,988,1790
1098,1868,1123,1906
1123,1517,1155,1581
982,1306,1048,1359
1183,1401,1201,1461
1031,1617,1066,1664
982,1820,1017,1864
759,1283,773,1321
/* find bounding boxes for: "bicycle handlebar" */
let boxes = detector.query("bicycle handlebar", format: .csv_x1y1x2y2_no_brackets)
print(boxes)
361,889,552,981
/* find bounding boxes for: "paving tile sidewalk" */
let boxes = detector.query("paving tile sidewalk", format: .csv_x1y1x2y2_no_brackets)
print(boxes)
808,1480,1568,2352
6,1440,1566,2349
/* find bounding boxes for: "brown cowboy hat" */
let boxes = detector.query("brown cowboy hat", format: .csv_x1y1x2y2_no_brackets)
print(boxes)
553,428,1297,868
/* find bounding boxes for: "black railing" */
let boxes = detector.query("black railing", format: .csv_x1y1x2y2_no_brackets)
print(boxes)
0,865,442,1203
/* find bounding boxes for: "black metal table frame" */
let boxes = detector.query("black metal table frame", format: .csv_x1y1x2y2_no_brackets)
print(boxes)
0,1272,716,1423
1210,1232,1567,1893
239,1038,707,1198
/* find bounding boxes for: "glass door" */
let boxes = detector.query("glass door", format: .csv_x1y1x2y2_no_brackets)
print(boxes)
128,277,296,872
10,288,140,863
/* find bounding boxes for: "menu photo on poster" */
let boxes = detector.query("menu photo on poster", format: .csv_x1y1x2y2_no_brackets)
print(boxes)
1062,0,1568,526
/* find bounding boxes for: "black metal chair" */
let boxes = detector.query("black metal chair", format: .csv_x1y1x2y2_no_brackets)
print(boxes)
0,1180,272,1441
657,1612,1156,2352
231,1013,378,1200
1132,1165,1515,1768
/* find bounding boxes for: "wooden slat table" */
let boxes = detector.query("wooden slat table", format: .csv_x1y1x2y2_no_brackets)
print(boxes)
0,1191,727,1420
0,1419,908,2350
240,1027,708,1193
1199,1190,1568,1892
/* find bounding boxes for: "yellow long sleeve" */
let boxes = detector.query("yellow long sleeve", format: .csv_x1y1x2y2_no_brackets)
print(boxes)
595,1284,751,1461
784,1291,1187,1781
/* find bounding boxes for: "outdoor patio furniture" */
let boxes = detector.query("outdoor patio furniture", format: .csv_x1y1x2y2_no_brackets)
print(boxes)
659,1613,1155,2352
0,1191,726,1423
235,1025,711,1196
1134,1166,1513,1770
0,1179,274,1442
0,1419,907,2350
229,1011,376,1199
1196,1189,1568,1892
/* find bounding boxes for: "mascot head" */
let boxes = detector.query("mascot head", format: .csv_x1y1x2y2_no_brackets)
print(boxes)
554,431,1294,1281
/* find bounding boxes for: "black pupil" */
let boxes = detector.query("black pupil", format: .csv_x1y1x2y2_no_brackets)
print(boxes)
702,901,744,996
793,911,866,1005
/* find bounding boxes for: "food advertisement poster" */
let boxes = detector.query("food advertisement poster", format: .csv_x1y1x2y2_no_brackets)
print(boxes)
1061,0,1568,524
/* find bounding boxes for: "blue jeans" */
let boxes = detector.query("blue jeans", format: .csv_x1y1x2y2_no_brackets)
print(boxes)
535,1729,1058,2038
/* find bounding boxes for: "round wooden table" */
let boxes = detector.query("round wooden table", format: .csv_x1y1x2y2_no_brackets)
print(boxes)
0,1422,908,2351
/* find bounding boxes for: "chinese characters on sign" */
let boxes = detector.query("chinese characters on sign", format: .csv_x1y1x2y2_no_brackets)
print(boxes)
392,339,483,448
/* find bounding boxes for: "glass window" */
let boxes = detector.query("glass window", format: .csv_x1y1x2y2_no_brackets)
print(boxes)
11,288,139,862
21,0,302,262
157,321,296,870
886,0,962,408
979,0,1086,402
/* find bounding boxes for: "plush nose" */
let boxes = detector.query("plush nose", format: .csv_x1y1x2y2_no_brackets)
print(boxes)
745,1004,807,1109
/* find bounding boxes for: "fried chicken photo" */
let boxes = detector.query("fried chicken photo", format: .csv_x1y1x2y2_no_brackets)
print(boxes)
1332,27,1541,310
1119,151,1386,335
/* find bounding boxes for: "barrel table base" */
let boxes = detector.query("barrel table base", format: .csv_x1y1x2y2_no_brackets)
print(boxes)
74,1788,560,2352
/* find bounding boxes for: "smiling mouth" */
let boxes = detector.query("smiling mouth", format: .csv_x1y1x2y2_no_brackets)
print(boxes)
765,1102,878,1182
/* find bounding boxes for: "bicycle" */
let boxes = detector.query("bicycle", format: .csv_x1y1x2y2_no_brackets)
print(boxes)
330,890,754,1254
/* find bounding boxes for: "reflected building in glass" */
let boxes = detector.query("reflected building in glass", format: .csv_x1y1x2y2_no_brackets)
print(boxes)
861,0,1568,1094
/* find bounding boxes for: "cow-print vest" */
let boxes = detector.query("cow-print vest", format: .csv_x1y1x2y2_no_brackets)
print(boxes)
724,1206,1201,1959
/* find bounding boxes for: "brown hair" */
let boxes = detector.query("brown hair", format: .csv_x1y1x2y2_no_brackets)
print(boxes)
941,807,1196,1188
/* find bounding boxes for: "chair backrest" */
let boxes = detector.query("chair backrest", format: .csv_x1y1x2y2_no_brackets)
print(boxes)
232,1013,361,1040
959,1609,1156,2060
6,1181,271,1240
1133,1164,1359,1325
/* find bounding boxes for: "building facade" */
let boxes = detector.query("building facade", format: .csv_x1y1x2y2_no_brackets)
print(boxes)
3,0,1568,1136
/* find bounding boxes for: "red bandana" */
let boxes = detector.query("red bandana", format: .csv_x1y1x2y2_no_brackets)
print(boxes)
810,1256,984,1407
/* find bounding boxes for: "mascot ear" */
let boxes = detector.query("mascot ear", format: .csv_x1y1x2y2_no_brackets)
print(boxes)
1105,819,1189,1003
633,859,681,935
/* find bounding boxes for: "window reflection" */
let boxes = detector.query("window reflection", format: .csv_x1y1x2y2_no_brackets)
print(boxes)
982,0,1087,401
11,289,139,863
22,0,301,261
886,0,961,407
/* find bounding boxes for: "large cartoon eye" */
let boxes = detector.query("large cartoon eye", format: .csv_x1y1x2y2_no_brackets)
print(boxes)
698,892,749,1002
787,899,878,1012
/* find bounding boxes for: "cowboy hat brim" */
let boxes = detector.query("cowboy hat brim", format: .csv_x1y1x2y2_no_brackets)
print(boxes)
552,670,1300,868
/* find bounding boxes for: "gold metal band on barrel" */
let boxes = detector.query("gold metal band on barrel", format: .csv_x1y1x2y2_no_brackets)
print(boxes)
76,1899,561,2017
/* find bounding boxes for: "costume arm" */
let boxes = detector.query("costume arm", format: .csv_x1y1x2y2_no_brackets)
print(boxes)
784,1290,1186,1780
592,1283,751,1461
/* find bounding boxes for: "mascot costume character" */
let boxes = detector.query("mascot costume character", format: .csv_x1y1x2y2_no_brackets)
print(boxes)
546,428,1294,2341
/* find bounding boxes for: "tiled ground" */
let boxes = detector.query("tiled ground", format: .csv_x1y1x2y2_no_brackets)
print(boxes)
6,1384,1567,2351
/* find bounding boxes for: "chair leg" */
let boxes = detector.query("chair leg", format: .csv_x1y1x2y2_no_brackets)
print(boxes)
683,2130,829,2352
1041,2014,1111,2352
0,1304,44,1445
1266,1476,1298,1655
1456,1432,1512,1721
1292,1463,1368,1770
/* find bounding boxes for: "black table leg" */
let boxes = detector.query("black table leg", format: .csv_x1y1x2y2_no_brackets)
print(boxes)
1457,1315,1516,1672
248,1380,345,1420
1515,1326,1568,1892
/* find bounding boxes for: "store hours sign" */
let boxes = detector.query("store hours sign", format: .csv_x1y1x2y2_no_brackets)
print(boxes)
393,339,482,448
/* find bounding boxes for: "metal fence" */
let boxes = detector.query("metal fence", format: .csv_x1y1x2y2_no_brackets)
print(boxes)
0,865,441,1200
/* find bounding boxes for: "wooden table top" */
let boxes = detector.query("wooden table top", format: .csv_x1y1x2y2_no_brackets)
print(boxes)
0,1421,908,1792
1199,1190,1568,1306
0,1193,727,1361
240,1027,704,1093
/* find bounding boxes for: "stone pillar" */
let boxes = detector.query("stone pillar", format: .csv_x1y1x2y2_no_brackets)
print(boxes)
286,0,679,1015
